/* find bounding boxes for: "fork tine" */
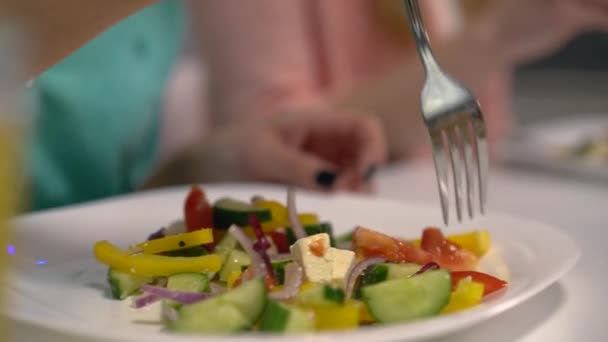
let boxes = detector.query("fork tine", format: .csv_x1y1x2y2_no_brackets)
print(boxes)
459,122,475,219
446,126,464,223
430,130,450,225
471,114,489,214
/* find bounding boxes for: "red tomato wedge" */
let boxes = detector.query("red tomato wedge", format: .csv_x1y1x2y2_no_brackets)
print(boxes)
421,227,478,272
268,231,290,254
451,271,507,296
184,185,213,232
353,226,433,265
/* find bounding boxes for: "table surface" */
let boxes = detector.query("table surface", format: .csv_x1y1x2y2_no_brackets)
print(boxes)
377,162,608,342
8,162,607,342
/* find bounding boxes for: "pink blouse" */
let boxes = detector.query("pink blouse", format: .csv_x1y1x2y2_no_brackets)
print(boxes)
193,0,511,152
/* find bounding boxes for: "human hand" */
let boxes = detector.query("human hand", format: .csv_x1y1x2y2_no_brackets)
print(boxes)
147,110,387,192
470,0,608,66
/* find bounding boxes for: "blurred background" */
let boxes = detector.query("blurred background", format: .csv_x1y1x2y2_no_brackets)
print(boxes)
516,32,608,124
161,1,608,179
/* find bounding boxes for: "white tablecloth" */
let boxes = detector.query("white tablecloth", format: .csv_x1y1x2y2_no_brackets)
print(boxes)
376,162,608,342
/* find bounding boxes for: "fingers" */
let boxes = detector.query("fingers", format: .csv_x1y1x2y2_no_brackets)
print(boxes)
248,135,341,191
352,115,387,181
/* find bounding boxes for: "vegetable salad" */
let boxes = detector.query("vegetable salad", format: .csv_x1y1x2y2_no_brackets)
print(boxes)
93,186,507,334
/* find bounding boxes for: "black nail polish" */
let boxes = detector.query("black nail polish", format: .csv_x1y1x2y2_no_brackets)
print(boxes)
315,170,337,188
364,165,377,181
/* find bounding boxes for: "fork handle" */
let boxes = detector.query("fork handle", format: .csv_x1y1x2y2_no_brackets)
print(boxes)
403,0,442,75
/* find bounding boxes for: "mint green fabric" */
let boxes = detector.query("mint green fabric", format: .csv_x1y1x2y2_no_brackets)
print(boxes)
28,1,184,211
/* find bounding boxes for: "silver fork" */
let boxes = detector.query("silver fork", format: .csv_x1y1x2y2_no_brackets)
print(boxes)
403,0,488,225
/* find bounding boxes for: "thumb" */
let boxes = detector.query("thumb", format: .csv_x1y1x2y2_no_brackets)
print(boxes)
257,142,340,191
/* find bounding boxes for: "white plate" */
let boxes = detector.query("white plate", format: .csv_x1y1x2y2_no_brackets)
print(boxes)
4,184,579,342
500,113,608,182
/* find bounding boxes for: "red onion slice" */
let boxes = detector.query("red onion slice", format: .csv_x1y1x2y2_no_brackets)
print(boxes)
131,293,161,309
270,253,292,262
250,215,276,281
287,187,307,241
344,257,386,299
209,283,227,295
413,262,440,276
228,225,267,278
139,285,211,304
269,262,303,300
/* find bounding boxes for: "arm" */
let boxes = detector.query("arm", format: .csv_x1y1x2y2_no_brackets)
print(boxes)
1,0,157,79
190,0,324,126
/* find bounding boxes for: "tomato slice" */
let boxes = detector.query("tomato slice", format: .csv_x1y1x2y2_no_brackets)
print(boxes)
421,227,478,272
451,271,507,296
353,226,433,265
269,231,290,253
184,185,213,232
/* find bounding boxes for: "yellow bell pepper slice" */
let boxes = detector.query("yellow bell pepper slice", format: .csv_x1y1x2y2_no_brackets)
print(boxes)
131,229,214,255
227,270,242,289
446,230,491,257
297,213,319,226
311,303,360,331
253,200,288,230
94,240,221,277
346,299,375,323
441,278,485,314
410,230,491,257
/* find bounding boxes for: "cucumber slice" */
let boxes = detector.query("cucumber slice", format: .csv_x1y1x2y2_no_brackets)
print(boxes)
167,273,210,292
107,268,153,300
286,222,336,246
214,233,238,260
259,300,314,333
355,263,423,299
220,277,267,322
362,263,422,285
219,249,251,282
171,277,267,333
362,270,451,323
213,198,272,228
169,301,250,334
272,259,290,285
295,284,345,307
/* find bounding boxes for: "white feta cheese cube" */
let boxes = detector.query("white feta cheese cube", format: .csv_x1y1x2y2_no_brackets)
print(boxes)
330,248,355,287
290,233,332,283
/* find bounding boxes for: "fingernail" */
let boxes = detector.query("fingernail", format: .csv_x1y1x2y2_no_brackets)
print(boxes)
364,165,377,182
315,170,337,188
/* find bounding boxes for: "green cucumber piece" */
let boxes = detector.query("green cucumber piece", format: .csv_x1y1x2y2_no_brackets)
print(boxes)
355,263,423,299
295,284,345,307
169,302,250,334
171,277,267,333
272,259,291,285
107,268,153,300
361,263,422,286
167,273,210,292
286,222,336,246
164,273,210,309
219,249,251,282
361,269,451,323
220,277,268,322
335,229,354,244
259,300,314,333
213,198,272,228
214,233,238,260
